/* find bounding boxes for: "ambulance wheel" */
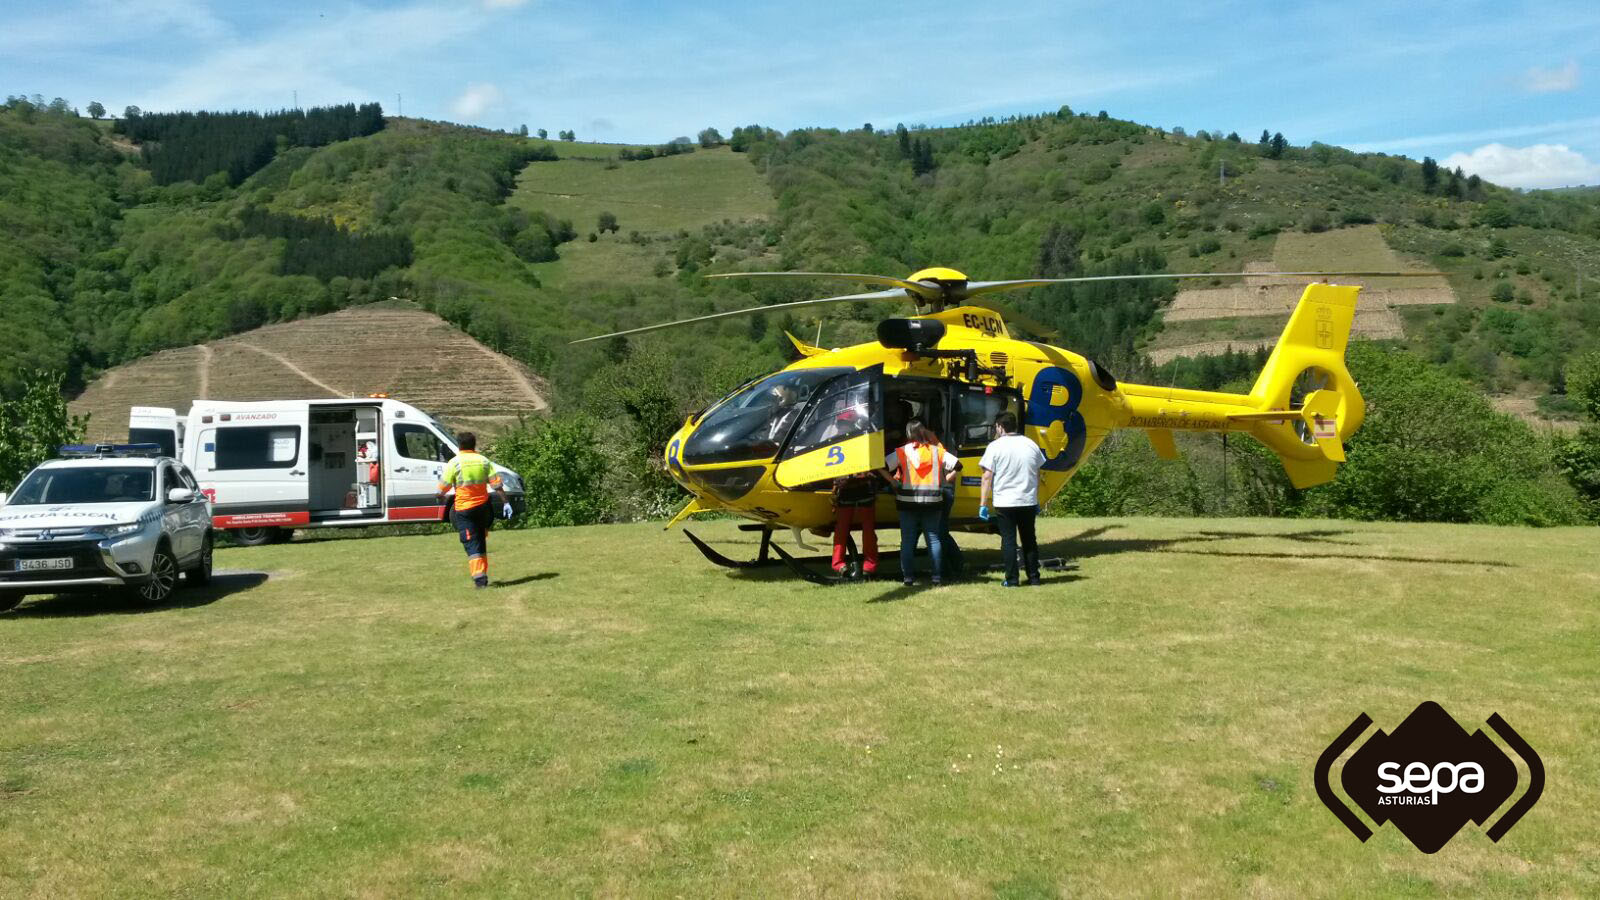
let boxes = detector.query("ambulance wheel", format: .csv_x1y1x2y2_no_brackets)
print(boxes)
231,526,277,547
187,533,214,586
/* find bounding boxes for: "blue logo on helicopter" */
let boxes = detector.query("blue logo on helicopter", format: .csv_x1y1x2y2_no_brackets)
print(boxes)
666,439,683,475
1026,365,1086,471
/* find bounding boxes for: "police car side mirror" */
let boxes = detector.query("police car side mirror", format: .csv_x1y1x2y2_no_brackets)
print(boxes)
166,487,196,504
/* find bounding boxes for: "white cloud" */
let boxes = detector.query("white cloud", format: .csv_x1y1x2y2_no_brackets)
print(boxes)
1345,116,1600,154
1441,143,1600,190
136,3,479,113
450,82,502,119
1520,60,1579,93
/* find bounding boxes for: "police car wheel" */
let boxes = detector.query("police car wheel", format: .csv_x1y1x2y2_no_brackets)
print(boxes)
231,526,275,547
188,534,214,586
134,546,179,605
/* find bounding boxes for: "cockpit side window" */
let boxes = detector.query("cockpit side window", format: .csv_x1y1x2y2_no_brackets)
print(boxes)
681,368,849,465
780,375,876,461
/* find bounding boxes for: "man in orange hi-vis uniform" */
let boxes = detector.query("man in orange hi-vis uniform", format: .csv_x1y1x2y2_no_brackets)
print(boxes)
437,432,510,589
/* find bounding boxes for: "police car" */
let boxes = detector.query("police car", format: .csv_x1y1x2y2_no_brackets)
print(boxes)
0,444,213,611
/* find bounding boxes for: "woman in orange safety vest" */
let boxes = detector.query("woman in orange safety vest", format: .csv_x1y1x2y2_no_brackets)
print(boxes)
880,419,961,587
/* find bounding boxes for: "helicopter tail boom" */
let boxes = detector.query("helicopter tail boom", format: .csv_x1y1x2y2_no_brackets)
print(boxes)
1242,283,1364,486
1119,283,1364,488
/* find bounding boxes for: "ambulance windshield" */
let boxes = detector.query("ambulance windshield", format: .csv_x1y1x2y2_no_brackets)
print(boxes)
421,413,457,446
681,368,849,464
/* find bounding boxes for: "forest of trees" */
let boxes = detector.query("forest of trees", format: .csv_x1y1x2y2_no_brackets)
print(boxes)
228,206,414,281
115,102,386,185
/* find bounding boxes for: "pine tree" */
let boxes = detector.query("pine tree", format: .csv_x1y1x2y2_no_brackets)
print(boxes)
1421,156,1439,193
896,123,910,158
1269,132,1287,159
911,137,936,175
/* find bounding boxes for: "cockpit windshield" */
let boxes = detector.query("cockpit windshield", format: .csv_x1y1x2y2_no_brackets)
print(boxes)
681,368,850,464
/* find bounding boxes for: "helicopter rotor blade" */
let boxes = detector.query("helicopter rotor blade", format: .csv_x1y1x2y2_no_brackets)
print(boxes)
706,271,939,299
570,287,909,344
964,271,1447,297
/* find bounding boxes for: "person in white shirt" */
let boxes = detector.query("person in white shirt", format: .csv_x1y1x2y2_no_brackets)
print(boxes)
880,419,961,586
979,411,1047,586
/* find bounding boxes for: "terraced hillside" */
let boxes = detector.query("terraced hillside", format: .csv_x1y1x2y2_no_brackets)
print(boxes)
71,306,549,439
1148,226,1454,363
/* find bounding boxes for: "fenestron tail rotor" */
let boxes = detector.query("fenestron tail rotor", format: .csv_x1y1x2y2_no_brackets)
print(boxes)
1290,367,1334,446
570,268,1446,344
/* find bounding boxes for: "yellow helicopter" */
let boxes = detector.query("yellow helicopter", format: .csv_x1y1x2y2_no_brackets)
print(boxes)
574,267,1432,582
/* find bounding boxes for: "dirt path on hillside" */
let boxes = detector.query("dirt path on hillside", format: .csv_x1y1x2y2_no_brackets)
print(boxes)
197,345,213,400
468,343,549,411
236,342,343,397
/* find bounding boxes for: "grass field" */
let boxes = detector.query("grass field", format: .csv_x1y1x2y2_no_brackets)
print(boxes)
1269,225,1442,291
1153,226,1451,362
510,144,774,289
2,518,1596,896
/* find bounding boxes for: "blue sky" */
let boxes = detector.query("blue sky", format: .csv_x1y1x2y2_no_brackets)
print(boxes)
4,0,1597,188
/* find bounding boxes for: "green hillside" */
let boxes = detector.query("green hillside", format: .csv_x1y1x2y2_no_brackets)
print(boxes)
508,143,776,289
6,100,1598,398
4,96,1600,523
3,518,1596,895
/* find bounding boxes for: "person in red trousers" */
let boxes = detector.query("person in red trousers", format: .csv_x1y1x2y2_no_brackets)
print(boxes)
830,471,879,577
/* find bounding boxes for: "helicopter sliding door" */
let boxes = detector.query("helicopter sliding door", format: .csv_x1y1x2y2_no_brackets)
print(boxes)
773,366,884,489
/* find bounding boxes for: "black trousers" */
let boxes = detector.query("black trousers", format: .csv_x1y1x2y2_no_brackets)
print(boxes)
993,506,1040,584
939,490,963,577
453,503,494,582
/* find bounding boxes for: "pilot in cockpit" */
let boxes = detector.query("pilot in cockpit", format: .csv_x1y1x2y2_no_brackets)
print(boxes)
763,383,804,443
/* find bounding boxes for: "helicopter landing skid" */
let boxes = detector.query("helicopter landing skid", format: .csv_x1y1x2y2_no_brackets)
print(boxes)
981,557,1080,574
769,542,853,586
684,528,782,569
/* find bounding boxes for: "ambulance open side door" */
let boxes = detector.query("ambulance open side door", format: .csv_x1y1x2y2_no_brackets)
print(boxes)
773,366,884,489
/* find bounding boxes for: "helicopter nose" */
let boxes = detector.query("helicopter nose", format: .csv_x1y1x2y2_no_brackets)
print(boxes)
680,465,766,502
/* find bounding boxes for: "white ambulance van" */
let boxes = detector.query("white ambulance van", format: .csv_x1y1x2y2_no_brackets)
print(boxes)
130,399,526,545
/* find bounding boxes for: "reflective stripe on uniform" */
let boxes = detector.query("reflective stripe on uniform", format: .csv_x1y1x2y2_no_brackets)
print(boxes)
894,444,945,505
439,451,502,511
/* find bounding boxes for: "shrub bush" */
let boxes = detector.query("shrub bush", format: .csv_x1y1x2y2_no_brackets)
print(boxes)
489,414,609,527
